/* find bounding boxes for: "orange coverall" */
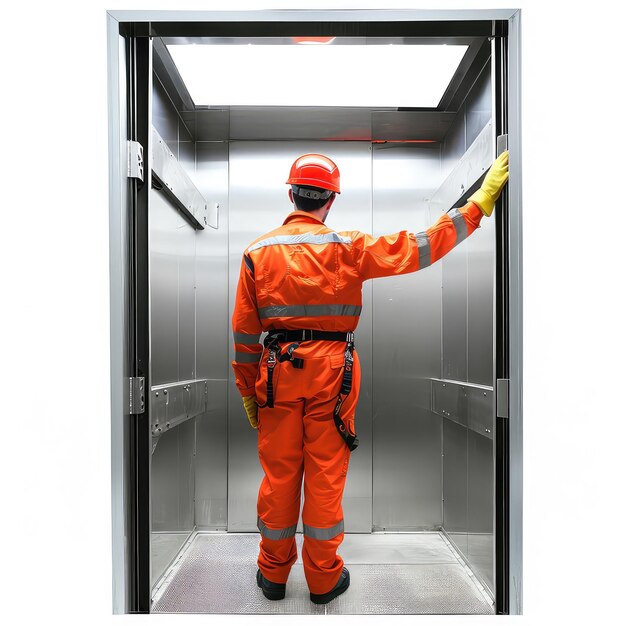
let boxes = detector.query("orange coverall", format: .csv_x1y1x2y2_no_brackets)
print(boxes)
232,202,483,594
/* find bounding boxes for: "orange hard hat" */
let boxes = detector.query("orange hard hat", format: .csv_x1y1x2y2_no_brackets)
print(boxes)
286,153,341,194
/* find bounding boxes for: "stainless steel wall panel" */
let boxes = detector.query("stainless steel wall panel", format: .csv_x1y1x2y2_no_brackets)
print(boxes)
177,222,196,381
465,62,492,148
428,122,493,217
467,215,495,386
185,109,230,142
438,54,495,591
227,141,373,532
153,76,179,156
178,117,195,176
194,141,230,528
152,127,209,230
194,142,229,380
150,190,180,385
468,428,494,591
151,416,196,533
195,381,229,528
441,112,466,181
443,418,468,559
442,248,468,382
371,144,445,530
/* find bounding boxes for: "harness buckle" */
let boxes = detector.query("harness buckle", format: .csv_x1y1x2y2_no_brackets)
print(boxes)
267,349,276,368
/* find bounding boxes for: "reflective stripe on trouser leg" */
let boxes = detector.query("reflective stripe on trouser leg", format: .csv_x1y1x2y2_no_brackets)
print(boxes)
301,350,361,595
256,363,305,584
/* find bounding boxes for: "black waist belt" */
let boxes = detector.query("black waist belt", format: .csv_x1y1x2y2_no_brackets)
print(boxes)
259,328,359,452
264,329,353,344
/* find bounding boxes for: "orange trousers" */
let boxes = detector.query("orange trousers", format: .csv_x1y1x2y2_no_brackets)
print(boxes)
254,342,360,595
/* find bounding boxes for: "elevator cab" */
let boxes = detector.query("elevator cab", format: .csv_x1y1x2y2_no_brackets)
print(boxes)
107,9,522,616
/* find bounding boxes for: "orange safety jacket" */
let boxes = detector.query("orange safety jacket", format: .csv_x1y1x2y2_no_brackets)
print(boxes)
232,202,484,396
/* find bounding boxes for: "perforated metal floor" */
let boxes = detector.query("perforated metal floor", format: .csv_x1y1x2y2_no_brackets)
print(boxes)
152,532,494,615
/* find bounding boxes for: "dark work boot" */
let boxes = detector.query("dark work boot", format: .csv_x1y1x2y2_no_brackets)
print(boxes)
310,567,350,605
256,568,286,600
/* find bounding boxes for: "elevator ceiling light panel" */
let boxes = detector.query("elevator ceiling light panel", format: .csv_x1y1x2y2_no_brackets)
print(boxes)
166,43,468,108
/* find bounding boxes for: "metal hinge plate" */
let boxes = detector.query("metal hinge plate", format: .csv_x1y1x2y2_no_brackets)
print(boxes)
496,378,510,419
127,140,144,181
127,376,145,415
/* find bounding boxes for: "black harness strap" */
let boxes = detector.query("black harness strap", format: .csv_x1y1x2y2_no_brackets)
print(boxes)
332,335,359,452
258,329,359,452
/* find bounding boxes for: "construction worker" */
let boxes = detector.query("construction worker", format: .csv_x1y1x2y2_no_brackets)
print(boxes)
232,151,509,604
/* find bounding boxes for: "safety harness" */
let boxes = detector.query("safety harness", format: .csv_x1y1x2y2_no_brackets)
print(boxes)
258,329,359,452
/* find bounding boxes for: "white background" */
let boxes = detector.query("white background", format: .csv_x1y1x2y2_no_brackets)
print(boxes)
1,1,624,625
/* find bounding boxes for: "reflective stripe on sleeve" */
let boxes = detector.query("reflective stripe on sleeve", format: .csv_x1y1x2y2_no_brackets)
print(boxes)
247,232,352,253
416,232,431,268
303,520,344,541
258,304,362,319
235,351,262,363
234,332,261,345
448,208,469,245
257,517,297,540
243,254,254,275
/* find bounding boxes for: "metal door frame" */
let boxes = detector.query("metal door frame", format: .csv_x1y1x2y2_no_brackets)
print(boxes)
107,8,522,615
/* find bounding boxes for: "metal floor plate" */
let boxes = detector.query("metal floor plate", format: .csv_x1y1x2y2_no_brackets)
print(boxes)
152,532,494,615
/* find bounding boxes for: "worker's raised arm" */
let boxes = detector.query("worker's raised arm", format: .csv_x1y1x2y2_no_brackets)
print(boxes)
231,253,263,398
350,151,509,280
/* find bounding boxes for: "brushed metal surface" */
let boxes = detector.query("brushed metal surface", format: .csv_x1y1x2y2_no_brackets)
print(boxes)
436,63,496,592
151,379,208,436
177,217,196,380
152,532,493,614
442,246,468,381
150,190,181,385
467,214,495,386
153,76,179,156
441,110,466,181
431,380,493,439
468,429,494,592
442,418,467,558
193,141,230,529
178,117,195,177
108,23,130,613
227,141,373,533
371,144,445,531
429,121,493,216
195,382,228,529
183,109,230,142
152,127,208,229
465,62,492,148
152,416,196,533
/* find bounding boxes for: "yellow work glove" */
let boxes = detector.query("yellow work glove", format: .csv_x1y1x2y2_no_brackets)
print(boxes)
242,395,258,429
469,150,509,217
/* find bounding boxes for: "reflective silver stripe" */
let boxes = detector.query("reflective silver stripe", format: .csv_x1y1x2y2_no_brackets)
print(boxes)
234,332,261,345
303,520,344,541
448,208,468,244
243,254,254,274
258,304,362,319
247,232,352,253
257,517,297,540
416,232,431,268
235,351,262,363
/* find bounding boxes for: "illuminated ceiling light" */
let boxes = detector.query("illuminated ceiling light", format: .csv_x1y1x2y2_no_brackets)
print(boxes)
167,43,468,108
291,36,336,44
